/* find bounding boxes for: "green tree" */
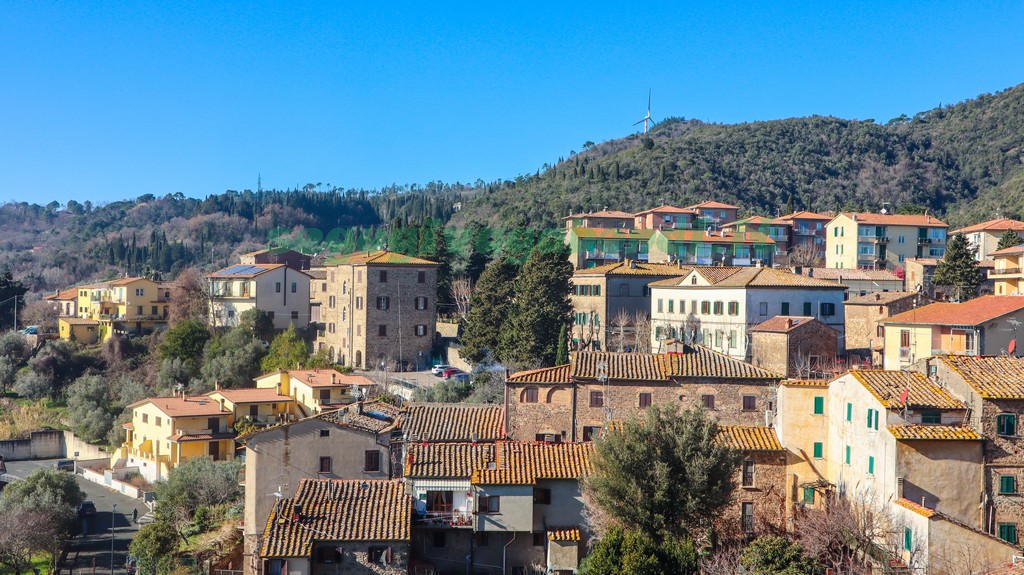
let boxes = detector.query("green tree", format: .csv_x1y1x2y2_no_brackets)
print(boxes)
459,256,518,363
0,272,28,330
998,228,1024,251
65,375,117,444
260,325,310,372
433,226,453,308
464,224,492,284
239,308,274,342
740,536,820,575
555,324,570,365
932,233,985,301
579,526,698,575
500,241,573,367
155,458,243,541
200,322,267,389
585,406,740,541
129,522,178,575
159,319,210,371
0,468,84,532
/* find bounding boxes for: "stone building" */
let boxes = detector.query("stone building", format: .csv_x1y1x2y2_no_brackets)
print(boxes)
843,291,922,366
259,478,410,575
504,348,781,443
749,316,838,379
313,250,438,370
239,247,312,271
717,426,789,539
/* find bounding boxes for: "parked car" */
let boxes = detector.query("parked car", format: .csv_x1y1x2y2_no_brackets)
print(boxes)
442,368,463,379
53,459,75,472
19,326,39,335
431,365,451,376
451,373,471,383
77,501,97,518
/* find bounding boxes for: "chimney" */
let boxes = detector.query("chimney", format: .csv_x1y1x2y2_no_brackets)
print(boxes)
214,380,220,391
875,293,881,301
331,372,337,385
786,318,794,329
807,268,813,277
292,504,302,521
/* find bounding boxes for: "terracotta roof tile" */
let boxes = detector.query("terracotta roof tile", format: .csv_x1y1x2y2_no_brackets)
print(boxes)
894,497,936,518
286,369,374,388
506,364,573,384
717,426,784,451
633,205,696,215
848,370,965,409
568,228,654,239
563,210,635,219
128,396,228,418
45,288,79,301
662,346,782,380
990,245,1024,256
571,352,667,381
782,379,831,387
724,216,790,228
777,211,832,222
405,442,495,479
400,404,504,442
319,401,401,434
208,388,293,404
261,479,410,558
884,296,1024,326
326,250,438,266
109,277,150,286
651,267,843,289
572,261,691,277
951,218,1024,235
750,316,825,333
838,212,947,228
938,355,1024,399
473,442,593,485
653,230,775,244
168,432,235,442
685,201,740,210
844,291,920,305
60,318,100,325
801,268,902,282
888,424,981,441
547,528,581,541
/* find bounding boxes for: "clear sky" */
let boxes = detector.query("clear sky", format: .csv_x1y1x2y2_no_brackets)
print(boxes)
2,1,1023,205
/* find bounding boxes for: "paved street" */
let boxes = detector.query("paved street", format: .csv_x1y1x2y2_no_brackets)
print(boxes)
4,459,142,575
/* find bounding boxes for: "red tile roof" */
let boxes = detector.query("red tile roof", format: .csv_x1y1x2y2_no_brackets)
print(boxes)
505,364,573,384
951,218,1024,235
750,316,827,334
848,370,965,409
651,266,844,289
887,425,981,441
883,296,1024,326
325,250,438,266
571,352,668,381
717,426,784,451
286,369,374,388
777,211,832,222
45,288,79,301
405,442,495,479
572,261,690,277
685,201,740,210
633,205,696,215
168,432,235,442
938,355,1024,399
838,212,947,228
472,442,593,485
400,404,504,442
562,210,636,219
208,388,293,404
128,396,228,418
654,229,775,244
844,291,920,305
894,497,936,518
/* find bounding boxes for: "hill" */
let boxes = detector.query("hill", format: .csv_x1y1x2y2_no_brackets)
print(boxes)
450,83,1024,228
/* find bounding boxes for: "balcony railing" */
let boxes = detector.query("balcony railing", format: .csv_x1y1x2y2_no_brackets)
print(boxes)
899,347,912,361
417,509,473,527
992,267,1023,275
931,348,977,357
871,236,889,244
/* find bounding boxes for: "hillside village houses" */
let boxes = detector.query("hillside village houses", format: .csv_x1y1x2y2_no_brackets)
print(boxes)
843,291,922,366
57,277,172,344
951,217,1024,261
825,212,948,271
207,263,313,331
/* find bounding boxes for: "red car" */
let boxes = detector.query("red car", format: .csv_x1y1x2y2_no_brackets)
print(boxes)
442,368,463,379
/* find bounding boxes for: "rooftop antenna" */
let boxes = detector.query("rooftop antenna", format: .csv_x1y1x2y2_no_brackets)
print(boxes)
633,89,655,134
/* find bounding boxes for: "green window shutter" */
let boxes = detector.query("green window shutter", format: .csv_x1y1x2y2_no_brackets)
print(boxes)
802,488,815,505
1001,475,1016,494
813,442,823,459
846,402,852,422
803,302,812,315
813,396,824,415
999,524,1018,544
845,445,851,464
867,409,873,428
868,456,875,475
904,527,912,551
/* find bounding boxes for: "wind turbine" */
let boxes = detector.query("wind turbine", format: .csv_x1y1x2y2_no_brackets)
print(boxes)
634,89,654,134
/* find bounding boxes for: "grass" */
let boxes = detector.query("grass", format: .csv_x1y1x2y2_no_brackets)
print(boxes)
0,553,54,575
0,398,68,440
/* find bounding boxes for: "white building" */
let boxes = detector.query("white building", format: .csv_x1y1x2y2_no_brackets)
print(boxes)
207,263,312,331
648,266,846,360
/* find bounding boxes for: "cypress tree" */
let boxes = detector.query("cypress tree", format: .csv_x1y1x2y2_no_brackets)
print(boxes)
500,240,573,367
997,228,1024,251
555,324,569,365
433,226,453,308
460,256,518,364
933,233,985,301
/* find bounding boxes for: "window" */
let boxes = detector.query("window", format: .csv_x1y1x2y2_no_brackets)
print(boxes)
319,429,330,438
1000,475,1017,495
316,456,333,474
290,311,298,320
590,391,604,408
638,392,652,408
135,288,144,297
758,302,768,316
136,305,143,315
415,296,428,310
533,488,552,505
713,301,724,315
904,527,913,551
701,301,710,314
999,523,1018,544
328,323,335,333
523,387,539,403
813,396,824,415
728,301,739,316
802,487,815,505
479,495,500,513
803,302,812,315
820,303,835,316
845,445,851,465
377,296,390,310
998,414,1017,436
868,456,875,475
742,460,755,487
142,413,148,424
742,395,756,411
657,299,663,313
667,300,674,313
290,282,297,293
378,325,387,337
702,394,715,410
368,547,391,565
846,402,852,422
356,296,364,310
867,408,880,430
921,410,941,425
316,546,341,564
582,426,602,442
379,270,388,283
417,271,426,283
321,282,327,292
329,296,336,308
533,533,546,546
781,302,790,315
275,282,282,293
415,325,427,336
741,502,754,533
364,450,381,472
813,442,823,459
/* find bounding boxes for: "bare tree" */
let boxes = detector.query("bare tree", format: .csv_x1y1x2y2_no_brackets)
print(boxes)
450,277,473,322
788,241,825,268
0,507,64,575
699,545,744,575
611,309,631,352
796,489,903,574
19,299,58,327
169,267,209,326
631,310,651,353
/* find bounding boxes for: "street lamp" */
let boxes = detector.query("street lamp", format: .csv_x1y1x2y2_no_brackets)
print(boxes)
111,504,117,575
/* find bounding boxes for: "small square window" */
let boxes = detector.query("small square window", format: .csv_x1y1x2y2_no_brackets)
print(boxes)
364,450,381,472
802,487,815,505
742,395,756,411
319,457,332,474
1001,475,1017,495
638,392,652,408
702,394,715,410
590,391,604,408
319,429,330,438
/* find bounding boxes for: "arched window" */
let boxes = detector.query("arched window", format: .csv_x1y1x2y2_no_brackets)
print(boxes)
547,387,570,404
355,350,362,368
521,387,539,403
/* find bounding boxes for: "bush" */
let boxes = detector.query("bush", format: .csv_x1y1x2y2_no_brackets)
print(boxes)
65,374,118,444
740,535,820,575
580,527,698,575
14,371,52,400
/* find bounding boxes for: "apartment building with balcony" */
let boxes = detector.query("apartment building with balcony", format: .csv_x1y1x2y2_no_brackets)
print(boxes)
561,209,635,230
777,210,832,251
825,212,948,270
254,368,375,417
565,227,653,268
206,386,294,427
65,277,170,341
950,218,1024,261
632,204,697,230
647,228,776,267
208,264,312,331
313,250,438,370
880,296,1024,369
684,200,740,226
724,216,791,254
991,244,1024,295
112,394,234,483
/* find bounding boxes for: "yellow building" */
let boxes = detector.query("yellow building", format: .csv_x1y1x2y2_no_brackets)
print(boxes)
254,368,375,417
206,387,295,427
58,317,100,344
990,244,1024,295
825,212,947,271
112,395,234,482
68,277,170,341
950,217,1024,261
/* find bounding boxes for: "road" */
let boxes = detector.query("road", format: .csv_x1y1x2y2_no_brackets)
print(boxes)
4,459,142,575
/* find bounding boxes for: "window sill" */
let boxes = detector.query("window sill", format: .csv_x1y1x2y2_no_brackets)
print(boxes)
741,485,758,490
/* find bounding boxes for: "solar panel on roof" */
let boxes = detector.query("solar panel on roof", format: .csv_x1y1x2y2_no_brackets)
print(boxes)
219,265,266,275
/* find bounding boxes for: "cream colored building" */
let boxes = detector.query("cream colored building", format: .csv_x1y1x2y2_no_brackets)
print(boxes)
880,296,1024,369
254,368,375,418
990,244,1024,295
825,212,948,271
950,217,1024,261
208,263,312,331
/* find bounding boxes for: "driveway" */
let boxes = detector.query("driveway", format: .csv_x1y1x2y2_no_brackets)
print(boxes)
4,459,142,575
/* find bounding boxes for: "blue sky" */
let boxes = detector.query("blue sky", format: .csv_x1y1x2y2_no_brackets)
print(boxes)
2,1,1023,204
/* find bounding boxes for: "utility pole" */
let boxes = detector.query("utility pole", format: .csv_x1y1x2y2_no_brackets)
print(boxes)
111,503,117,575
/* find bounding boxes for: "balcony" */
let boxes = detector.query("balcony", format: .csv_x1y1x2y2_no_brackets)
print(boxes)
918,237,933,245
870,236,889,244
416,509,474,528
795,228,822,237
899,347,912,361
991,267,1023,276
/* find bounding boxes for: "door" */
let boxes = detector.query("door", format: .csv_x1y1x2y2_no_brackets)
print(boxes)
208,417,220,433
208,441,220,461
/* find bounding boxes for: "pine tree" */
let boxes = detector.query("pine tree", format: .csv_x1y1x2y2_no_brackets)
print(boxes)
997,228,1024,251
459,256,518,364
500,240,573,367
464,225,492,284
933,233,985,301
555,324,569,365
